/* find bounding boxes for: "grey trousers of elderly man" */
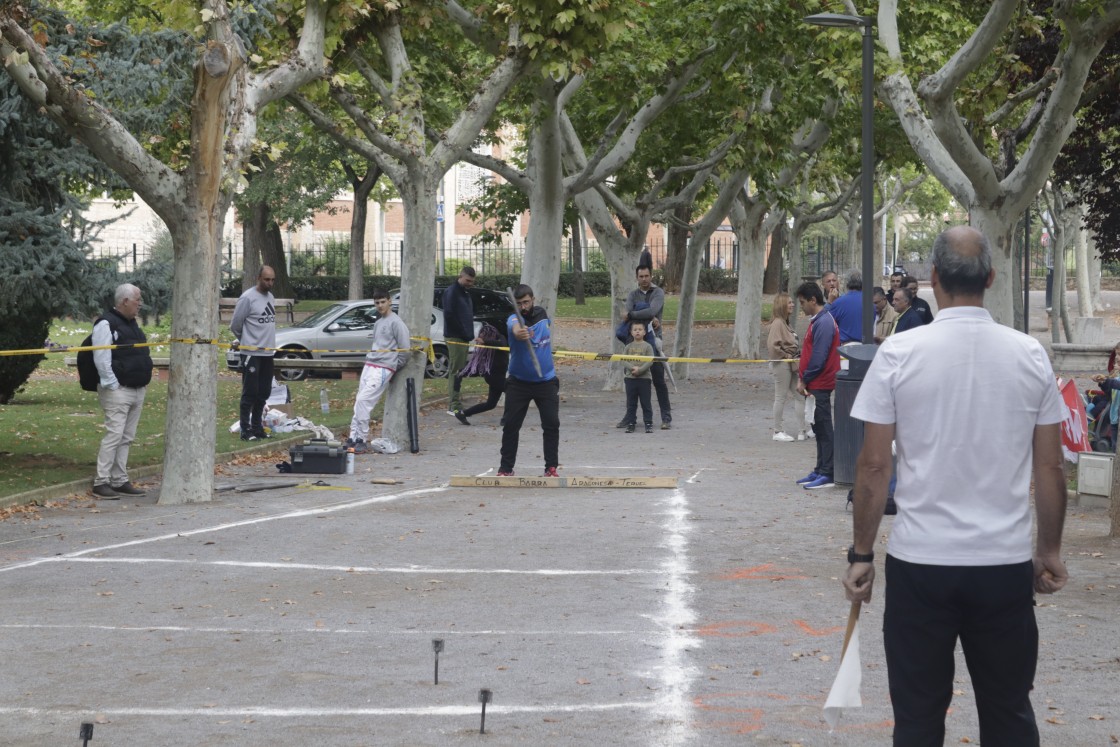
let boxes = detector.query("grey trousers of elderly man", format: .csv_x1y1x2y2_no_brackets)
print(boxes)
95,384,147,488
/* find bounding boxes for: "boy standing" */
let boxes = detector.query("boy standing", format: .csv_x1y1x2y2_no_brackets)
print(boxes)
619,321,655,433
345,290,411,453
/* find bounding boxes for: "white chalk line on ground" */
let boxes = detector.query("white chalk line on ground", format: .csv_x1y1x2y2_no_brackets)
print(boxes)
24,556,681,575
646,472,701,746
0,485,446,574
0,476,700,739
0,623,660,636
0,703,657,718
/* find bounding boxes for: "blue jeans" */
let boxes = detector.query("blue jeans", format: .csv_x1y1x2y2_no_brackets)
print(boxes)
809,388,833,478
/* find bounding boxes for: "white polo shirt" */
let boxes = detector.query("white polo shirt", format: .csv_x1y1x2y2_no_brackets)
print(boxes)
851,306,1065,566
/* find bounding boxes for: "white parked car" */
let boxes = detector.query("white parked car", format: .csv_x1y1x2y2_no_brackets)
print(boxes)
226,299,480,381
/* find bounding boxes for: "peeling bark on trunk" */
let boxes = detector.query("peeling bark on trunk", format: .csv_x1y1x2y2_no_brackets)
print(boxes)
382,175,438,449
522,97,565,319
574,187,643,391
970,206,1017,326
730,199,776,360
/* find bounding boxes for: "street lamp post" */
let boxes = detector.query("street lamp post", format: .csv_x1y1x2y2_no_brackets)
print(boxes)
805,13,876,344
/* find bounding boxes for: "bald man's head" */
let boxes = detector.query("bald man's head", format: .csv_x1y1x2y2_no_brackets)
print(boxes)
932,226,991,296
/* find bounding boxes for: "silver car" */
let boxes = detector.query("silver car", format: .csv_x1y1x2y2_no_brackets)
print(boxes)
226,299,479,382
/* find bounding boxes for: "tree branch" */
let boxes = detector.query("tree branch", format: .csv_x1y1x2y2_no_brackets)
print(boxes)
0,18,183,218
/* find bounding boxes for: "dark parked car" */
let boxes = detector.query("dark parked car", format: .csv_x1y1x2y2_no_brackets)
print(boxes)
392,286,516,332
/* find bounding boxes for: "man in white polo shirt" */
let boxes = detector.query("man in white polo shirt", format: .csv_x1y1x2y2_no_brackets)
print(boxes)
842,226,1068,746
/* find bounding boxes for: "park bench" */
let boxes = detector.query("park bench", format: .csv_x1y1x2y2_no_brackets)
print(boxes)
217,297,297,323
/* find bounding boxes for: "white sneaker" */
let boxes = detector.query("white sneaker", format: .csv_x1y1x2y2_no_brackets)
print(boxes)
806,430,816,439
772,432,795,442
796,431,807,441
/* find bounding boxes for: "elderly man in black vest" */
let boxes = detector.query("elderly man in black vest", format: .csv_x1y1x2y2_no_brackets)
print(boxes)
91,283,154,499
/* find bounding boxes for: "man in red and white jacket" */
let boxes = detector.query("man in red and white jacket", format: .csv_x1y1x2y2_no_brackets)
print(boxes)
795,281,841,490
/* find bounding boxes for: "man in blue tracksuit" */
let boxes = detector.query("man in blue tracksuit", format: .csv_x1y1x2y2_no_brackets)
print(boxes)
498,284,559,477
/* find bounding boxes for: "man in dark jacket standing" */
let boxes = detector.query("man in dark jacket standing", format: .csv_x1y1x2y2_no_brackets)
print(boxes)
92,283,154,499
442,266,476,415
622,264,672,428
795,281,841,490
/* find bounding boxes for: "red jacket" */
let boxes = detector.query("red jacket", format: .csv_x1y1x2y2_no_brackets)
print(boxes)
799,309,840,391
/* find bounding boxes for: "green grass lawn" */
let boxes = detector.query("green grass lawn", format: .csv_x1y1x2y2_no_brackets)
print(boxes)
556,296,764,322
4,318,483,498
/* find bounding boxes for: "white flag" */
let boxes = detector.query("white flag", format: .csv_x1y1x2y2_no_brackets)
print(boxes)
823,603,862,730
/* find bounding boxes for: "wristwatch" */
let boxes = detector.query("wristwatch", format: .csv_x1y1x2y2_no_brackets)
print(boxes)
847,545,874,564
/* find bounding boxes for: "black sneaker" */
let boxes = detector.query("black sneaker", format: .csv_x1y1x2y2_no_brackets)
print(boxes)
645,424,654,433
112,482,147,496
240,432,258,441
92,484,120,500
625,423,635,433
252,427,272,439
455,411,471,426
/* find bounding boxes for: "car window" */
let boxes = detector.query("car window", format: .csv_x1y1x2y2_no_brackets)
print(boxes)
333,306,378,330
473,289,513,314
296,303,347,328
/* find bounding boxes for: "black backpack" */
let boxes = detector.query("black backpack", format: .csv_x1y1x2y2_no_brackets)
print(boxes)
77,333,99,392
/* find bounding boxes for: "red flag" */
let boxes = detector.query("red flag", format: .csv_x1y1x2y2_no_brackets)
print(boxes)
1059,379,1090,457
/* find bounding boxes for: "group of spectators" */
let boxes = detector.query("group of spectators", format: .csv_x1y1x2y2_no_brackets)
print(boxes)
766,268,937,471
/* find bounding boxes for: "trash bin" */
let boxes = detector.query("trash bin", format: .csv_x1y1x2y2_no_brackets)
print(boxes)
833,343,878,486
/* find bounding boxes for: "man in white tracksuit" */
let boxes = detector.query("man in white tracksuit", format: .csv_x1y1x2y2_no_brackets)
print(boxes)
345,289,411,452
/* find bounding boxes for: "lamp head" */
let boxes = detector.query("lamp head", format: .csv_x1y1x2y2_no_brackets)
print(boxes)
804,12,872,28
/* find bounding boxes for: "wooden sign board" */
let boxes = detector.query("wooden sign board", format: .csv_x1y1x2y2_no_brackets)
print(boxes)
450,475,678,489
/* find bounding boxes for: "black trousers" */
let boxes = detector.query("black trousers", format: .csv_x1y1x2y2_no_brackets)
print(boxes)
650,360,671,423
500,377,560,472
462,374,506,418
809,388,833,477
239,354,275,432
623,378,652,426
884,555,1040,747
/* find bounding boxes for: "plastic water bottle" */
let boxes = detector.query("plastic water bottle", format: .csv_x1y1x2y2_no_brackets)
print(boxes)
320,388,330,414
345,448,355,475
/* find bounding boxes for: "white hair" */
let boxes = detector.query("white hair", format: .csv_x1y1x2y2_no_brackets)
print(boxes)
115,283,141,305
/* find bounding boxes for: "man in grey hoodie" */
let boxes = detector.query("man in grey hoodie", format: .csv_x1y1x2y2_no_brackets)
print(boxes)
345,289,412,453
230,265,277,441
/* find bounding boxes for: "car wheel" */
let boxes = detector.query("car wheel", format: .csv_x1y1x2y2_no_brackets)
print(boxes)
426,345,450,379
276,349,311,382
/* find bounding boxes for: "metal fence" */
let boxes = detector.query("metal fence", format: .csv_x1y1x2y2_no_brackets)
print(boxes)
89,236,744,276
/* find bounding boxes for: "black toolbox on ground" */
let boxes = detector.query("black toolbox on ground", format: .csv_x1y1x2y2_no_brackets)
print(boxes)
289,439,347,474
